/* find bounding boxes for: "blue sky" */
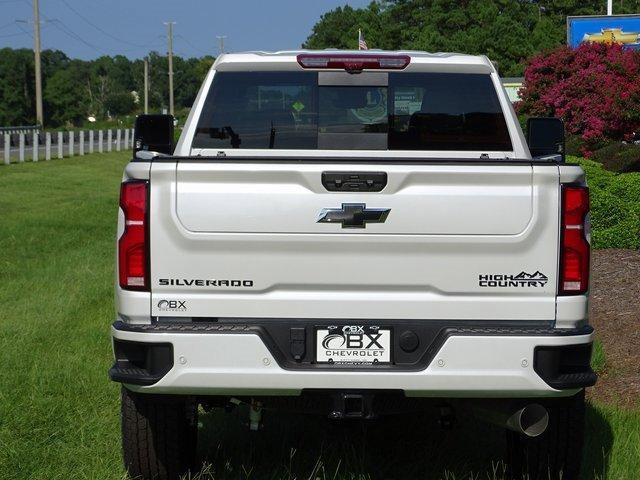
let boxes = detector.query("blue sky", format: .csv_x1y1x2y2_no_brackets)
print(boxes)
0,0,370,59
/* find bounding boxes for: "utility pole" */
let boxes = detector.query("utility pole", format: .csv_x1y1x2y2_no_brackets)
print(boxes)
143,57,149,114
164,22,175,116
33,0,43,126
216,35,227,56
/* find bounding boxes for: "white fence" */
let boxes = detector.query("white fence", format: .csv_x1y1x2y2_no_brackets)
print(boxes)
2,128,134,165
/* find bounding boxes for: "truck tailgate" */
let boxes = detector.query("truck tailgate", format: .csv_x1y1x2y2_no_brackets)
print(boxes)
150,162,559,321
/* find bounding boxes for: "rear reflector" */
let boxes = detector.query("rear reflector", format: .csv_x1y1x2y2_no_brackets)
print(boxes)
559,186,590,295
297,54,410,71
119,181,149,291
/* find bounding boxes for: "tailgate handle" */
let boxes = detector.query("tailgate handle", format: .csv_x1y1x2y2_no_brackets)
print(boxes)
322,172,387,192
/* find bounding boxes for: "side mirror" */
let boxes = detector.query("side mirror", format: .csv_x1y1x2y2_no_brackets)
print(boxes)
526,117,565,161
134,114,174,156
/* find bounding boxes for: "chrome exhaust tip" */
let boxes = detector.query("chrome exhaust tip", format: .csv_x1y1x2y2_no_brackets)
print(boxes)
473,402,549,438
507,403,549,438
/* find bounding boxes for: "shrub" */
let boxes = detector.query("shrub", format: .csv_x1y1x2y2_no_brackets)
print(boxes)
569,156,640,249
518,43,640,151
590,142,640,173
565,135,586,157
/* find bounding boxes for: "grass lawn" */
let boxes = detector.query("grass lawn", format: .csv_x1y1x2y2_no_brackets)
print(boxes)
0,153,638,479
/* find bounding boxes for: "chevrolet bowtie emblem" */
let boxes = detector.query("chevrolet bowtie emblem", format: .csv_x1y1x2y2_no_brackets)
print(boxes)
317,203,391,229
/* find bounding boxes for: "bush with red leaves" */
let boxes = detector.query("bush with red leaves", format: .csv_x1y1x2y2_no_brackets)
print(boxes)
517,43,640,153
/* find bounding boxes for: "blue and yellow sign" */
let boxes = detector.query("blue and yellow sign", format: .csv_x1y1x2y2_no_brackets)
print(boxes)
567,14,640,50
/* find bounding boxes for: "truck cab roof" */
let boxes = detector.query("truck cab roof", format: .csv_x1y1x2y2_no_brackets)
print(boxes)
212,50,496,74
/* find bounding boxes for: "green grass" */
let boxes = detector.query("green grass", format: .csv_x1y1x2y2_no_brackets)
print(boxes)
591,339,607,375
0,153,639,479
0,153,126,479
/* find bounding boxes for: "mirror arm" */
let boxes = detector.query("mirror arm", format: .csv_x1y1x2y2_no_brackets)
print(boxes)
135,150,171,161
533,153,564,162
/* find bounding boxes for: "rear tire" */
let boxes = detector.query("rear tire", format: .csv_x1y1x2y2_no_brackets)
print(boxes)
121,387,198,480
506,390,585,480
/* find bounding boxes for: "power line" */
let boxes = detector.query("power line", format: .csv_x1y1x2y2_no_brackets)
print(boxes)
0,21,18,30
36,6,108,54
0,29,31,38
41,6,162,56
12,20,53,38
175,34,211,56
13,21,33,39
57,0,160,49
47,18,106,54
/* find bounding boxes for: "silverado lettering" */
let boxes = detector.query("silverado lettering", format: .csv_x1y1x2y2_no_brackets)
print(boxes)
158,278,254,287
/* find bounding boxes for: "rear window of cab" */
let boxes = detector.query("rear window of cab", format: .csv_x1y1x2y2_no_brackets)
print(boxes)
193,72,512,152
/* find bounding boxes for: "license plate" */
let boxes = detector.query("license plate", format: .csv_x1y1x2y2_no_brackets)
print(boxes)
316,326,391,365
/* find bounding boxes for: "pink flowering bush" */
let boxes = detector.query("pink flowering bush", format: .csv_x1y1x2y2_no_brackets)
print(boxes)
518,43,640,153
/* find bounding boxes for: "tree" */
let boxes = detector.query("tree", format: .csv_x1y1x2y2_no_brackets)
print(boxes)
518,43,640,148
0,47,215,127
105,91,136,117
0,48,35,126
303,0,640,76
304,5,381,50
43,60,91,126
146,51,169,112
174,56,215,110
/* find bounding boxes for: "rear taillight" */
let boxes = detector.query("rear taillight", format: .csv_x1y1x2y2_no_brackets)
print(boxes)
297,53,410,71
559,185,590,295
119,181,149,290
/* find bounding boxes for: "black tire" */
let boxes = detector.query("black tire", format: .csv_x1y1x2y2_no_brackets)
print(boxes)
121,387,198,480
506,390,585,480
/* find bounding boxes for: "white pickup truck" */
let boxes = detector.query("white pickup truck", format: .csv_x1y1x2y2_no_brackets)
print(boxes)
110,50,596,480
